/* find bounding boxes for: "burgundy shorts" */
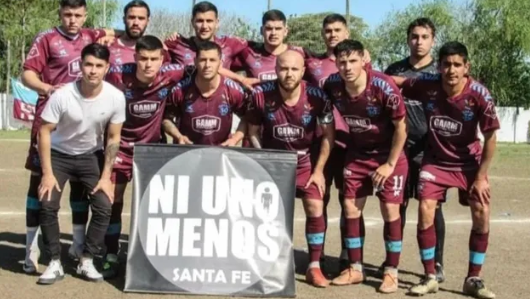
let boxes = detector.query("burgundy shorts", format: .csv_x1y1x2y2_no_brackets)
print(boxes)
111,151,133,184
323,146,346,192
295,165,323,200
418,164,483,205
343,154,409,203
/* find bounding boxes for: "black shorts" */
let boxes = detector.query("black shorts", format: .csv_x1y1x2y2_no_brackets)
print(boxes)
404,139,425,201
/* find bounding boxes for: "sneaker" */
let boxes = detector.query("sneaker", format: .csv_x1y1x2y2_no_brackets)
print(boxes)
331,263,364,286
23,248,40,274
68,243,83,261
37,260,64,285
409,274,439,296
305,267,329,288
463,277,496,299
76,258,103,282
101,254,120,279
435,263,445,283
379,267,399,294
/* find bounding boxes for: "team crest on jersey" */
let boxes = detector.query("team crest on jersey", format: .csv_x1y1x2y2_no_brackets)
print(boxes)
124,89,134,100
185,100,194,113
462,109,474,121
253,60,262,69
301,113,312,126
218,102,230,116
158,88,169,99
312,68,322,76
366,106,380,117
184,53,192,60
273,123,304,142
426,101,435,112
267,112,276,120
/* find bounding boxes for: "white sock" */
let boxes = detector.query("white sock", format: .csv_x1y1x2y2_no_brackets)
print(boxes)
340,249,348,260
26,227,39,253
72,224,86,247
308,261,320,269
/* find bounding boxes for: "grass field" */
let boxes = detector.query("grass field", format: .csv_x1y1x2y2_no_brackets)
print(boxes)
0,130,529,299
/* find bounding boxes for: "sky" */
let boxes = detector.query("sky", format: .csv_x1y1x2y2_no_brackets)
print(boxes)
113,0,456,30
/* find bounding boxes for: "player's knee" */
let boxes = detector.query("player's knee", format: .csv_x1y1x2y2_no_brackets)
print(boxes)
380,202,401,222
418,200,437,228
343,199,362,218
303,199,323,217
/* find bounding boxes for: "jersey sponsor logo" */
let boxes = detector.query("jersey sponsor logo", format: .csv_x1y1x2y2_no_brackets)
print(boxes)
259,72,276,81
419,170,436,181
192,115,221,135
344,115,372,133
273,123,304,142
430,116,462,136
68,58,82,77
129,101,161,118
218,102,230,116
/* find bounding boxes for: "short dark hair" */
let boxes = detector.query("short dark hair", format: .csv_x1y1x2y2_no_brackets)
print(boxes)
322,14,347,28
124,0,150,17
81,43,110,62
333,39,364,58
407,18,436,37
135,35,163,52
438,41,469,64
60,0,86,9
262,9,286,25
195,40,222,57
192,1,218,18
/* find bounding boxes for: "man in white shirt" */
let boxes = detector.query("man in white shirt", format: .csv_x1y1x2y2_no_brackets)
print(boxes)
37,43,126,285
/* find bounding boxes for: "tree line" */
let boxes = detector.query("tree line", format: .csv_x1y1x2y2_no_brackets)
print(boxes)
1,0,529,107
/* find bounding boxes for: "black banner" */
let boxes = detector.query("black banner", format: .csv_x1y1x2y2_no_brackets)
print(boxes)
125,144,297,297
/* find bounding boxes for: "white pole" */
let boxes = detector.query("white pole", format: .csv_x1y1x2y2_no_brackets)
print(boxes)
102,0,107,27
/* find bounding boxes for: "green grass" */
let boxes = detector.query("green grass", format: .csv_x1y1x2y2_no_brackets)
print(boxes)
0,129,30,139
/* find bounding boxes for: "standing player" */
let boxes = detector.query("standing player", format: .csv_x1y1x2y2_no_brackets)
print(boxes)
246,50,335,288
36,43,125,284
393,42,498,299
20,0,116,273
162,41,247,146
101,36,188,279
164,1,255,88
323,40,407,294
384,18,446,281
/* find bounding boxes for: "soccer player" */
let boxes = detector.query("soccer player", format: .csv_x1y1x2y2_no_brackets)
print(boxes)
246,50,335,288
164,1,255,87
231,9,305,81
323,40,407,293
162,41,248,146
394,42,498,299
20,0,116,273
101,35,188,279
384,18,446,281
36,43,125,284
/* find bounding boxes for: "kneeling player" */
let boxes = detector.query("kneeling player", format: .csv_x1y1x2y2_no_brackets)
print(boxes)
394,42,498,299
102,35,187,278
323,40,408,293
246,50,335,288
163,41,247,145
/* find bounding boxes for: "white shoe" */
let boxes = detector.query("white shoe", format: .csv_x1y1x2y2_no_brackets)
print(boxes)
37,260,64,285
76,259,103,282
23,248,40,274
68,243,83,261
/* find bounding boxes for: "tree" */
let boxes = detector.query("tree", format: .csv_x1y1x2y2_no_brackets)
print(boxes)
286,12,370,54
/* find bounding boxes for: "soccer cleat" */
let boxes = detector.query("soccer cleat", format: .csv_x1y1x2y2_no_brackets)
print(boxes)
76,259,103,282
378,267,399,294
37,260,64,285
435,263,445,283
68,243,83,261
409,274,439,296
23,248,40,274
101,254,120,279
463,277,496,299
305,267,329,288
331,263,364,286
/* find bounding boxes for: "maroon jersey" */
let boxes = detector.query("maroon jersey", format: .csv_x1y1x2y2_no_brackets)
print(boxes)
108,40,136,66
247,81,333,167
323,70,406,157
165,35,247,68
105,63,186,162
23,26,106,171
167,75,248,145
232,42,305,81
402,75,500,170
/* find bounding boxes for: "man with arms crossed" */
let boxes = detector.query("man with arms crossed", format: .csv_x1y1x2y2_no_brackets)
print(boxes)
246,50,335,288
21,0,117,273
384,17,446,281
393,42,498,299
323,40,407,293
37,43,125,284
163,41,248,146
102,35,187,278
